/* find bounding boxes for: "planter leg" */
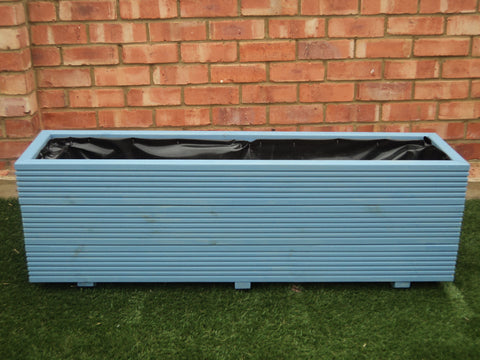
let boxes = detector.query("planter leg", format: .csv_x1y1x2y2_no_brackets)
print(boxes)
77,282,95,287
392,282,411,289
235,282,251,290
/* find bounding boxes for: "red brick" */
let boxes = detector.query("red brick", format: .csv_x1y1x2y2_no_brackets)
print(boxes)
356,124,375,132
242,84,297,103
467,123,480,139
469,163,480,179
300,83,355,102
301,0,357,15
38,69,91,88
453,143,480,160
298,39,354,59
357,82,412,101
43,111,97,129
328,17,384,38
414,38,470,56
204,126,251,132
211,20,264,40
382,102,436,121
184,86,239,105
156,108,210,127
414,80,469,99
59,1,116,20
0,49,31,72
181,0,236,17
0,141,30,159
474,38,480,56
270,105,323,124
31,47,61,66
447,15,480,35
439,102,480,119
212,107,266,126
90,23,147,43
269,18,325,39
120,0,176,19
5,119,36,138
373,123,410,132
63,46,119,65
127,87,181,106
299,124,355,132
28,1,56,22
411,122,465,139
270,62,325,82
387,16,444,35
2,98,33,122
99,109,153,128
211,64,266,83
0,71,35,95
31,24,87,45
150,21,206,42
181,42,237,63
472,80,480,97
325,104,379,123
37,90,66,109
356,39,412,58
241,0,297,16
123,44,178,64
94,66,150,86
327,61,381,80
0,3,25,25
420,0,477,14
69,89,125,108
239,41,295,62
0,27,29,50
384,60,439,79
361,0,418,14
443,59,480,78
153,64,208,85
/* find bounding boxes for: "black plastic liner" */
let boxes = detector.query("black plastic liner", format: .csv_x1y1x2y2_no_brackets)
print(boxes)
37,137,450,160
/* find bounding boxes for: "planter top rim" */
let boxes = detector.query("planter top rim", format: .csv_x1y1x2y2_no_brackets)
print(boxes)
15,130,469,167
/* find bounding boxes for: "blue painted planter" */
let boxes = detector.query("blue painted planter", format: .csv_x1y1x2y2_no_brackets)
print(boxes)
15,130,469,289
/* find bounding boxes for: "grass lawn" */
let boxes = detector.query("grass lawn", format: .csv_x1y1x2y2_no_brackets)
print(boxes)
1,198,479,360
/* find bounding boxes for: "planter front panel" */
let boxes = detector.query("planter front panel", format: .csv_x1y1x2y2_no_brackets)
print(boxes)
15,131,469,287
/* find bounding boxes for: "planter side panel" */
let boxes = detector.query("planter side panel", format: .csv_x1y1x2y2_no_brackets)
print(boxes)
17,162,468,285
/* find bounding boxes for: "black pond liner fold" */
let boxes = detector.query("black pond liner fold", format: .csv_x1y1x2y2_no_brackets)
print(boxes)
37,137,450,160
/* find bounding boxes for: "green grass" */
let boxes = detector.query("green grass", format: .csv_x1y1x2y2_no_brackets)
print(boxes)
1,199,479,360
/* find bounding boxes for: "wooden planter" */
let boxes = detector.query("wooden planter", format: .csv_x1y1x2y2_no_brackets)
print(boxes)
15,130,469,289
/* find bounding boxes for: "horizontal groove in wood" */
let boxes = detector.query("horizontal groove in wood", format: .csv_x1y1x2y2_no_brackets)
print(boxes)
23,239,460,246
18,190,466,197
27,266,455,272
17,170,468,177
21,218,463,226
16,180,467,187
26,252,458,259
23,228,459,236
24,244,459,251
27,276,455,284
22,227,462,235
26,257,457,263
17,188,467,196
19,198,467,206
27,270,455,276
19,204,466,213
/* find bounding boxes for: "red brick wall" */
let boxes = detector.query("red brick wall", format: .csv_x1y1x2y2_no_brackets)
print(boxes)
0,0,479,176
0,0,39,174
